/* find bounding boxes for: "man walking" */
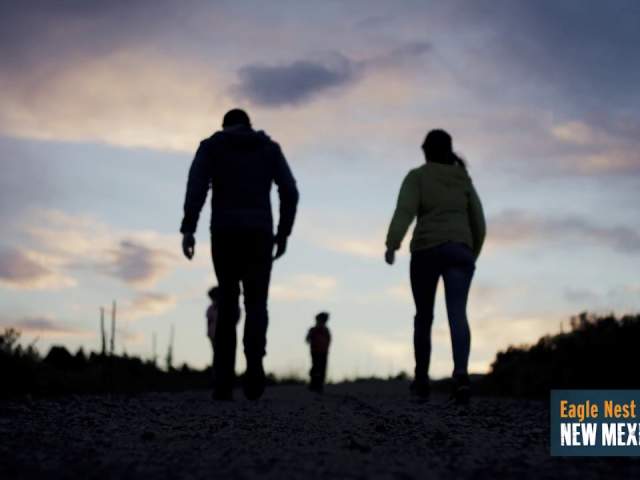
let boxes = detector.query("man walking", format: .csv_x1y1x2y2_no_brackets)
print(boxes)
180,109,299,400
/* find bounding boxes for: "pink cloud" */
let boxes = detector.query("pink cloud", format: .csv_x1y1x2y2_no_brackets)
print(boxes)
0,247,76,290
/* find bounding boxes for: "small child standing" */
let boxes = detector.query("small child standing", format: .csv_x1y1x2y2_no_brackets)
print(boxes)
306,312,331,393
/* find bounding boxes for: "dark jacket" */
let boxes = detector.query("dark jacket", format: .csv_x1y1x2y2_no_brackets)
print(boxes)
306,326,331,354
180,125,299,238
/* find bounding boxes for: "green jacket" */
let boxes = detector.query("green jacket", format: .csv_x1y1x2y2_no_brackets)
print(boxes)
385,162,486,257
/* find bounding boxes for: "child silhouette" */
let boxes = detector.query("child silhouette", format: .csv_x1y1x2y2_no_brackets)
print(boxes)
306,312,331,393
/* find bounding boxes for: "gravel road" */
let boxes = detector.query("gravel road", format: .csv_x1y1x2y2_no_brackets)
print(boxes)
2,380,639,479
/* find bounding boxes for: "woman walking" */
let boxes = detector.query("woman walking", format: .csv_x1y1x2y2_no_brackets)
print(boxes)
385,129,486,404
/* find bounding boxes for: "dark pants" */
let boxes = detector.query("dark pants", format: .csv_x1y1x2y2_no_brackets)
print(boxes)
410,241,475,380
210,229,273,389
310,351,328,390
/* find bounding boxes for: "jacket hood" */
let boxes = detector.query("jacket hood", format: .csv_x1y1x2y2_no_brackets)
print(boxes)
423,161,471,188
212,125,272,147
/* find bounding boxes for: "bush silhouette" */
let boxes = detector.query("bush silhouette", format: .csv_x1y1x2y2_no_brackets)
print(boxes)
482,312,640,397
0,328,304,397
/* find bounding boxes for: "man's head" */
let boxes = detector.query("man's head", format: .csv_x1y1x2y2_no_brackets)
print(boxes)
222,109,251,128
315,311,330,325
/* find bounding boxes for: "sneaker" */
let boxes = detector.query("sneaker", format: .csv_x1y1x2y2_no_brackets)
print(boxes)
452,374,471,405
243,359,266,401
410,378,430,399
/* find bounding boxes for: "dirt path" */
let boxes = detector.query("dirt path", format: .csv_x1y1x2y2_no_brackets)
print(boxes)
1,380,638,479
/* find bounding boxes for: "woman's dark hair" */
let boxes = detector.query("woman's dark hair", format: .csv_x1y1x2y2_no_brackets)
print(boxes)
421,129,466,168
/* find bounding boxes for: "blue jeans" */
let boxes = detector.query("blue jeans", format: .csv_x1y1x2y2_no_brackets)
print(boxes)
410,241,475,379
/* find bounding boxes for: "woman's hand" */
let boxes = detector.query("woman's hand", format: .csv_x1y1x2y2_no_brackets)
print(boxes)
385,249,395,265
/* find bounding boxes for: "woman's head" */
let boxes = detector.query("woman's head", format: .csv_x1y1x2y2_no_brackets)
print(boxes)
421,129,465,167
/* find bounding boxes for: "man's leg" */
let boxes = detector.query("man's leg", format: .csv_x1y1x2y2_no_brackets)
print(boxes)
211,232,242,399
240,231,274,399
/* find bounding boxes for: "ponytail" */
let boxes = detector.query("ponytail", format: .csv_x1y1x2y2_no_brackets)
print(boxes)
450,151,466,169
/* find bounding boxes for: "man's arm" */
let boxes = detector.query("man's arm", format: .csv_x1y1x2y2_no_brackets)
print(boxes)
180,141,212,259
272,143,299,259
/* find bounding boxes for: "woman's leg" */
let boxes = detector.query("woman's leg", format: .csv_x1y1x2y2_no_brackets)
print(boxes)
410,250,441,382
441,244,475,376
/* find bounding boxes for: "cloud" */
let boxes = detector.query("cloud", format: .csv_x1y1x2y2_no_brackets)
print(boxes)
0,138,62,219
0,39,432,150
124,292,178,321
0,316,92,338
562,284,640,314
233,42,430,107
234,54,357,107
373,41,432,66
0,247,76,290
546,118,640,175
457,1,640,112
471,313,563,368
119,329,145,346
271,274,337,301
563,287,599,304
19,209,180,289
358,332,413,366
101,240,176,288
0,48,226,152
324,236,383,259
488,210,640,253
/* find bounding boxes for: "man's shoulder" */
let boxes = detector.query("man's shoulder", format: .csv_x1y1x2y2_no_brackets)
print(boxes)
200,132,223,146
200,130,281,154
255,131,280,151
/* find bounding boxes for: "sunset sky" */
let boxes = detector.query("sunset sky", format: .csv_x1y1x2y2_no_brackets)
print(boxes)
1,1,639,380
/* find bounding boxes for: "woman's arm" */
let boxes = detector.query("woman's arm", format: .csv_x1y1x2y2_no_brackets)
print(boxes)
385,170,420,253
468,183,486,258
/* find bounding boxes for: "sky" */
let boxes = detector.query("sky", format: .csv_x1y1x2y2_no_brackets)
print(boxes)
1,0,639,380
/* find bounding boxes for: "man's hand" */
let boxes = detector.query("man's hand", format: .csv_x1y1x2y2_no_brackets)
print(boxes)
273,235,287,260
182,233,195,260
385,248,395,265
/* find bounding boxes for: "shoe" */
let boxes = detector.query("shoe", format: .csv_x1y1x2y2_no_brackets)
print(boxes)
410,378,430,399
452,374,471,405
243,359,266,401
